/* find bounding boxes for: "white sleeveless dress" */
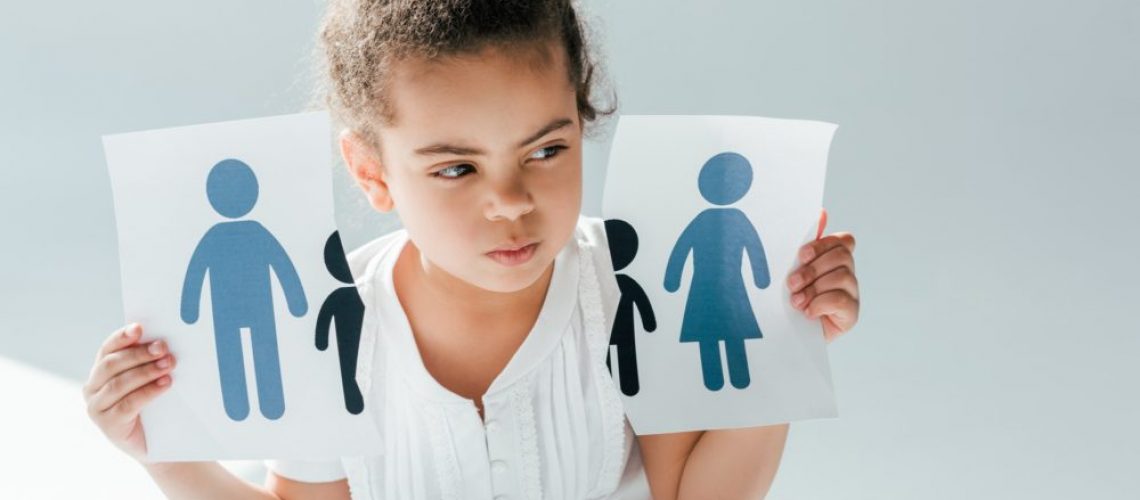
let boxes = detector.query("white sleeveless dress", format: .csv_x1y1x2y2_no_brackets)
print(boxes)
267,215,651,499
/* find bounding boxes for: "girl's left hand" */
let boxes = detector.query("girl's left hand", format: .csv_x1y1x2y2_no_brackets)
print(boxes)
786,208,860,343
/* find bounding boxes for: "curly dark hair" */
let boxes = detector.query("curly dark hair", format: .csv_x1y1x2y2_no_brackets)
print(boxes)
316,0,617,148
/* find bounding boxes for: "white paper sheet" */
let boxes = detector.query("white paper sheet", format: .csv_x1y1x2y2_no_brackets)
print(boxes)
103,111,382,461
601,115,839,435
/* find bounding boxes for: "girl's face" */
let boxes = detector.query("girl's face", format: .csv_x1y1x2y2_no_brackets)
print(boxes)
342,40,583,295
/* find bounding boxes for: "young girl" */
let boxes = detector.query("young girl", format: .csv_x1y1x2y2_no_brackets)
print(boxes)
82,1,861,498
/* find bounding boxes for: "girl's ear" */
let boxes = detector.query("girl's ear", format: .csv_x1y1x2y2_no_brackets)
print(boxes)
339,129,395,213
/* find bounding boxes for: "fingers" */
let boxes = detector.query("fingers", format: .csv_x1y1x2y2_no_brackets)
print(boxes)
788,244,856,296
789,230,861,340
790,266,859,312
96,323,142,360
88,352,177,415
86,337,170,398
815,208,828,240
82,323,177,457
822,316,846,344
797,232,855,266
85,324,144,397
803,289,860,329
91,370,174,429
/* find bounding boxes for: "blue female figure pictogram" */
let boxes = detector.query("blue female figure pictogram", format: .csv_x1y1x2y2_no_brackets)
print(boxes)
664,152,770,391
180,159,308,421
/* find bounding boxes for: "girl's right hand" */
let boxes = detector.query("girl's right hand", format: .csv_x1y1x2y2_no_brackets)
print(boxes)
82,323,177,462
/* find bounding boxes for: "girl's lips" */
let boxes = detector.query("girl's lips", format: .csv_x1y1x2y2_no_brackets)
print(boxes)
486,242,538,266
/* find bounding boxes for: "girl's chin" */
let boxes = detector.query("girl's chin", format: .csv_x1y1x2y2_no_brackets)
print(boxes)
476,259,551,294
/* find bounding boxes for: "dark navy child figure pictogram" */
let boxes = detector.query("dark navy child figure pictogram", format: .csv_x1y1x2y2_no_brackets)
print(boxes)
180,158,308,421
315,231,366,415
664,152,770,391
603,219,657,396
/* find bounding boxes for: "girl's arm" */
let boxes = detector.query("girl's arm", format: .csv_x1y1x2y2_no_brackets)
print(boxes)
681,425,789,499
638,425,789,500
144,462,278,499
637,431,701,500
266,471,351,500
144,461,351,500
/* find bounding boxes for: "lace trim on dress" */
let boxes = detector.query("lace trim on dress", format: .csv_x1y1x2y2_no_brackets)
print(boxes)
576,235,629,498
511,375,544,499
354,245,389,396
424,402,462,500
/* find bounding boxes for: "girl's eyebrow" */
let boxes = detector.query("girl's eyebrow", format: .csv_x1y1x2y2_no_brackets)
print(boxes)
414,117,574,157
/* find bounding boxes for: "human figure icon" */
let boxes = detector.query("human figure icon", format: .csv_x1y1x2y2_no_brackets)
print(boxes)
180,158,308,421
603,219,657,396
664,152,770,391
315,231,366,415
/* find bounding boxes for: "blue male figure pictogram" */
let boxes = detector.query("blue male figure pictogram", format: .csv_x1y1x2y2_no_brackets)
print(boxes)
664,152,770,391
181,158,308,421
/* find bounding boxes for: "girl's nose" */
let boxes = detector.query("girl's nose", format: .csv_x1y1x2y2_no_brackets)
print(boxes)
484,175,535,222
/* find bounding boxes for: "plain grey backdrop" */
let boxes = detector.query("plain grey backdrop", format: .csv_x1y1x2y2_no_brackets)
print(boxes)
2,0,1137,498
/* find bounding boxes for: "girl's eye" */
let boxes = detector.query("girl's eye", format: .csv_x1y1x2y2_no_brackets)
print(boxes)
431,164,474,180
531,145,567,161
429,146,567,181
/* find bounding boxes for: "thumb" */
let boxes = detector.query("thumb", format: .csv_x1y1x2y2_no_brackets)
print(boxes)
815,207,828,241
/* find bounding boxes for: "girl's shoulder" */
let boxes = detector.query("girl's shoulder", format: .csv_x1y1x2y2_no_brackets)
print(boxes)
574,213,610,255
577,212,617,258
345,228,408,285
574,214,619,296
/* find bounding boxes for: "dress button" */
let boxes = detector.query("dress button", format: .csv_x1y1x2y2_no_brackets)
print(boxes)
491,460,508,474
493,496,509,500
485,419,499,432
